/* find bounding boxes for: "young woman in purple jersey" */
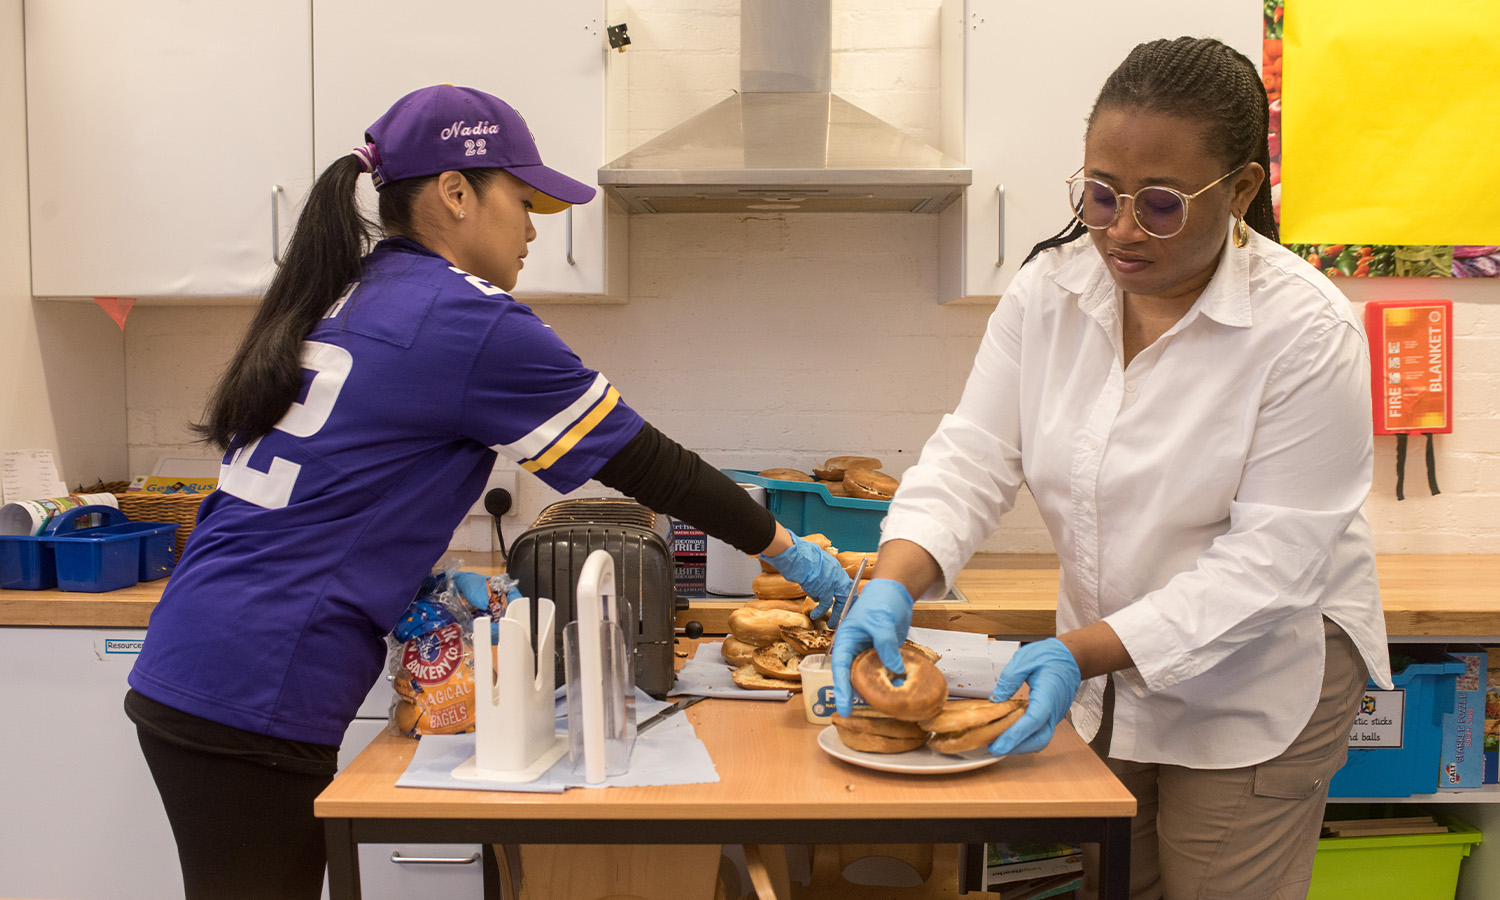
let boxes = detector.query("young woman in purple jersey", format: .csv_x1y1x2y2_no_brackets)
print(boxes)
125,84,851,900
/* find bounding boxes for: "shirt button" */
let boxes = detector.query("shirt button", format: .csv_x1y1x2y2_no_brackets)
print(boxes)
1086,439,1098,450
1124,382,1137,393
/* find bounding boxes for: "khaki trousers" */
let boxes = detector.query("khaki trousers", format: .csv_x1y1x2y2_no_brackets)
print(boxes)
1081,618,1367,900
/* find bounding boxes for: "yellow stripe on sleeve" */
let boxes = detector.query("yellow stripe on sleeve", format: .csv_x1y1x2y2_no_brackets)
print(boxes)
521,386,622,474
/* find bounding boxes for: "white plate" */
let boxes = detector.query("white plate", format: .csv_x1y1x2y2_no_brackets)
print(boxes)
816,726,1004,775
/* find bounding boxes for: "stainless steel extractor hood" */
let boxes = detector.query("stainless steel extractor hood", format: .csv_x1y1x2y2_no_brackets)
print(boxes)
597,0,971,214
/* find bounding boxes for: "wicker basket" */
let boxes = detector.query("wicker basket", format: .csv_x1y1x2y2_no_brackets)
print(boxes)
113,492,211,562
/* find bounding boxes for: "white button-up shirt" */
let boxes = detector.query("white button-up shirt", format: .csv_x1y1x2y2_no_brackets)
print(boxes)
881,229,1392,768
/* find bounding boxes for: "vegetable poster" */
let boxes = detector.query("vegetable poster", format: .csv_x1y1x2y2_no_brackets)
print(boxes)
1263,0,1500,277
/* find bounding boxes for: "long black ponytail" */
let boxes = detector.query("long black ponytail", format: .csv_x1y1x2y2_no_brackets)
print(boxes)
193,155,511,452
1022,36,1277,267
193,154,374,451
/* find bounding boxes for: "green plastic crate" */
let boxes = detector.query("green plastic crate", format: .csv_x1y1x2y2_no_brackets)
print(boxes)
1308,811,1481,900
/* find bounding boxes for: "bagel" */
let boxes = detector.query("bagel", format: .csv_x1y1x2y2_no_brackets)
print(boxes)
728,607,813,647
720,635,756,667
732,664,802,692
779,625,834,656
902,640,942,664
849,646,948,722
757,467,814,482
925,699,1029,755
831,710,927,753
813,455,882,481
745,596,815,614
750,642,802,681
823,480,849,497
836,550,877,578
843,467,899,501
752,572,807,601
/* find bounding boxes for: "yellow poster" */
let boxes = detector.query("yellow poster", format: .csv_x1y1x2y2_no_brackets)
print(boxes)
1281,0,1500,245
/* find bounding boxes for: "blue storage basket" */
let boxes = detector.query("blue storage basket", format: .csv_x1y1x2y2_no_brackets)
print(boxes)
0,505,178,592
721,468,890,551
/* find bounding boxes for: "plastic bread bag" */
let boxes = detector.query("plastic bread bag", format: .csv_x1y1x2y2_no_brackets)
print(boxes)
385,565,517,737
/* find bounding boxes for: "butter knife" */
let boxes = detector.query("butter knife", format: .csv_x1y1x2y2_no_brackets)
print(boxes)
636,696,707,735
832,556,869,629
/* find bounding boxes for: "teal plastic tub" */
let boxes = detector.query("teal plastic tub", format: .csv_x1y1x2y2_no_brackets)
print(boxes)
1328,645,1466,797
721,469,889,551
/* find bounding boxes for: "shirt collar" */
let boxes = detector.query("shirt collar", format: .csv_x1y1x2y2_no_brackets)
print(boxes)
1048,223,1254,330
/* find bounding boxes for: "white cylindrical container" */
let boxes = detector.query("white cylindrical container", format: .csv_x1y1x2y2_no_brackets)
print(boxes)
705,484,768,596
0,492,120,536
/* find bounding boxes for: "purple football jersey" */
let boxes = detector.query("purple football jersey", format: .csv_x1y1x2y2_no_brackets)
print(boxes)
130,238,644,744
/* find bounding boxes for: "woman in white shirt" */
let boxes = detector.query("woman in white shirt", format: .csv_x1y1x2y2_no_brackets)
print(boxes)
830,36,1391,900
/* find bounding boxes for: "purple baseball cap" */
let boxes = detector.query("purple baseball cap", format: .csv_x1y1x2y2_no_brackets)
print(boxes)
359,84,595,214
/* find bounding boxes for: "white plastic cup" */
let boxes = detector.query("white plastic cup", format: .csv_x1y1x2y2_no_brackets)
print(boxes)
706,484,768,596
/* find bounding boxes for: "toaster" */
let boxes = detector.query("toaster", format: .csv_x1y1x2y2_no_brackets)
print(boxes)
506,498,681,697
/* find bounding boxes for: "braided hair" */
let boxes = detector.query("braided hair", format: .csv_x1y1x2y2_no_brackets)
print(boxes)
1023,36,1276,266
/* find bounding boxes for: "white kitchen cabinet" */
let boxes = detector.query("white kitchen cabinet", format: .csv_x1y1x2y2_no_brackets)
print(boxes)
24,0,313,299
936,0,1262,304
0,628,180,899
311,0,626,304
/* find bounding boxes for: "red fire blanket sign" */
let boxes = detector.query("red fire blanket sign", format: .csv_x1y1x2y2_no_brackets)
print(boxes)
1365,300,1453,435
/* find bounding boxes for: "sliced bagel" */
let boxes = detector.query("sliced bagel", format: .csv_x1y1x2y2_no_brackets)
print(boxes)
732,664,802,692
720,635,756,667
902,640,942,664
831,709,927,753
757,467,814,482
779,625,834,656
750,642,802,681
927,701,1028,755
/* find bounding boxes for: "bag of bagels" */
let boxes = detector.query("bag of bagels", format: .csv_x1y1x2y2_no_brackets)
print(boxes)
385,566,513,737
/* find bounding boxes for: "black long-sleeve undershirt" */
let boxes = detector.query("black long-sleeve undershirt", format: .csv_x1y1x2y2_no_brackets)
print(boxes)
593,422,777,556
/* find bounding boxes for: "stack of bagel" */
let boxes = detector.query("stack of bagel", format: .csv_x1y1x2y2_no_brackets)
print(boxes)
756,454,901,502
831,645,1029,756
721,532,838,691
719,532,888,690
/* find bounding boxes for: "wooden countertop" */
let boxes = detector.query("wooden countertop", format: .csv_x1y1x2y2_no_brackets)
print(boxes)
6,553,1500,638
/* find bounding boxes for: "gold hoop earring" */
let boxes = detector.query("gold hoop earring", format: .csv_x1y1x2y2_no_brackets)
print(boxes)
1233,216,1249,248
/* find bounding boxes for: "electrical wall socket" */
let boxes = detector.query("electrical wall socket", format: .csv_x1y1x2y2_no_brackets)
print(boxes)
468,469,520,517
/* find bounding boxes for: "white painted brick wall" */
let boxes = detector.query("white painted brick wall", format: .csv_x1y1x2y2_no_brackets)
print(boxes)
124,0,1498,556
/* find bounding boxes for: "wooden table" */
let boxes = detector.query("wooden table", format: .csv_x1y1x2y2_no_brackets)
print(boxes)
316,698,1136,900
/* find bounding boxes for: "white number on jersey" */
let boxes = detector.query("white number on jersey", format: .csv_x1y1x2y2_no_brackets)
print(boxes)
219,341,354,509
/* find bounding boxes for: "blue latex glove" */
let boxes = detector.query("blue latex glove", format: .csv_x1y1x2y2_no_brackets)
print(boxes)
987,638,1082,756
829,578,914,716
761,533,855,619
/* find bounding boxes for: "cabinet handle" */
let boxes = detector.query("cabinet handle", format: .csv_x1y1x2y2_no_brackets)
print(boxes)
271,184,286,266
389,851,481,866
995,184,1005,268
565,206,576,266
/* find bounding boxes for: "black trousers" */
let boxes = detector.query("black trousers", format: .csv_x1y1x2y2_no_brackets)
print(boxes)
136,726,334,900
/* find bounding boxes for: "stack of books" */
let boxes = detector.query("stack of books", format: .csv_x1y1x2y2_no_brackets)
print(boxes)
984,841,1083,899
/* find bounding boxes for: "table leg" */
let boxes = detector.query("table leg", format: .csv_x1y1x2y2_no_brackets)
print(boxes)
1096,817,1131,900
324,817,361,900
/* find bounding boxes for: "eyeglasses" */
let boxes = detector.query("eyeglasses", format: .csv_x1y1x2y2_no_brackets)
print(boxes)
1065,165,1241,239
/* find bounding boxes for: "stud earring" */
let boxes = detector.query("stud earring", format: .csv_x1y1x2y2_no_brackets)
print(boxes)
458,210,466,220
1232,216,1249,248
